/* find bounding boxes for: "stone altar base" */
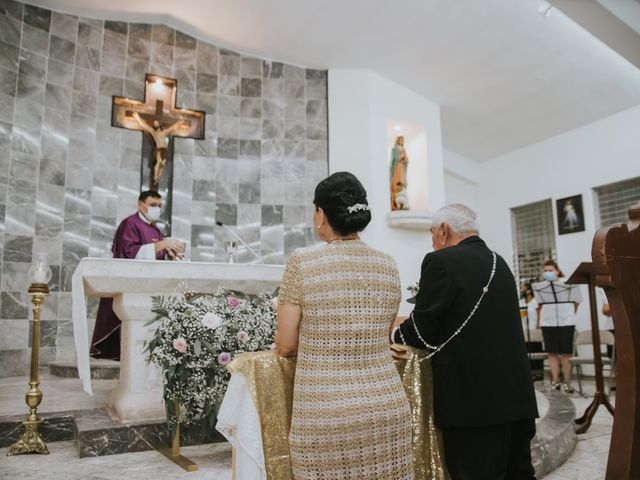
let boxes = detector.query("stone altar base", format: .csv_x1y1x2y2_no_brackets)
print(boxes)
0,370,226,457
0,408,224,456
49,359,120,380
76,409,225,457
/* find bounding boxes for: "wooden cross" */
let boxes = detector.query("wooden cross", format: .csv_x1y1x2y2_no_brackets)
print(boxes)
110,74,205,234
111,74,205,192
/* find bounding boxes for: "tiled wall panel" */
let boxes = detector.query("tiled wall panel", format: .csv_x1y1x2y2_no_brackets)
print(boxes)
0,0,328,375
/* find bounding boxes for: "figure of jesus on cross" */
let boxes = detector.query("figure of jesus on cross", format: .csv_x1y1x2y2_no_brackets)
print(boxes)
132,112,185,190
111,74,206,194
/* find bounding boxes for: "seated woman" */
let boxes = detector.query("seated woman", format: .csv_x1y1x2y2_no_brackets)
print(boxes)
276,172,414,480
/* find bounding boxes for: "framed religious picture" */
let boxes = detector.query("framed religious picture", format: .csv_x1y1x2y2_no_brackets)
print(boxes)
556,194,585,235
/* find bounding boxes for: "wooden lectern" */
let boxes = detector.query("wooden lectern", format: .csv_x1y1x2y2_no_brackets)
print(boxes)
566,262,614,433
591,201,640,480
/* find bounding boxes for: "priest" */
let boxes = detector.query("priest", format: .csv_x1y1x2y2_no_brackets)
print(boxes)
90,190,184,360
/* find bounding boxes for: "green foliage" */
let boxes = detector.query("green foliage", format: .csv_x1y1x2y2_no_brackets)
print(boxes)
146,288,276,432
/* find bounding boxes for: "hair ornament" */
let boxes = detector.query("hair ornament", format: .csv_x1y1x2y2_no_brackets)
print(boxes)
347,203,370,214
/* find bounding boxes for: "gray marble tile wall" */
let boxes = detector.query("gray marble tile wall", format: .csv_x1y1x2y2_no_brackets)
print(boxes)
0,0,328,376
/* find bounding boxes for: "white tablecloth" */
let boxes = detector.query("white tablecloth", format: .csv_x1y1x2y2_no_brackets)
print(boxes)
216,373,266,480
71,262,93,395
71,254,157,396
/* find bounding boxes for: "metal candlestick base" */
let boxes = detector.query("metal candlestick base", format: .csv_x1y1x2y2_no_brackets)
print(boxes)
7,421,49,455
7,283,49,456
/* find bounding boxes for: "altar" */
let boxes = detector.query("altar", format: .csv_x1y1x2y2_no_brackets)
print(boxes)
72,259,284,423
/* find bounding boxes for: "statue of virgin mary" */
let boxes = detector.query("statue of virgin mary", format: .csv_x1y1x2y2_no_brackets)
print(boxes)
390,135,409,210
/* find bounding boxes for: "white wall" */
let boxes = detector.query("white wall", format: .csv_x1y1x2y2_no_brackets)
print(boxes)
443,148,480,207
328,69,445,313
475,105,640,332
444,172,479,208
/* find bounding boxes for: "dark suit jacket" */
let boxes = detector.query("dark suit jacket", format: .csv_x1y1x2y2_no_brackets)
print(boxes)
395,236,538,428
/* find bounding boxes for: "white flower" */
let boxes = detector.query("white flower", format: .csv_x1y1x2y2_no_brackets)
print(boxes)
201,312,224,330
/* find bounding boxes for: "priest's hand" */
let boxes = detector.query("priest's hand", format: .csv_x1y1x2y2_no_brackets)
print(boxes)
154,237,184,254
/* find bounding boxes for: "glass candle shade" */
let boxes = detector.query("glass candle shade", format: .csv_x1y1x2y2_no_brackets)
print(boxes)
28,253,52,285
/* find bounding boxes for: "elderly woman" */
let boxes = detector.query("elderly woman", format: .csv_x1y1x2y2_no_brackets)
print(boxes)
276,172,413,480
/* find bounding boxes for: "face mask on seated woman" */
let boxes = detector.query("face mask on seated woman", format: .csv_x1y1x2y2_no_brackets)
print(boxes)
543,271,557,282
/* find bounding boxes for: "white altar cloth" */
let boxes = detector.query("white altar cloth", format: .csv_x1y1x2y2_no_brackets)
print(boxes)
216,374,266,480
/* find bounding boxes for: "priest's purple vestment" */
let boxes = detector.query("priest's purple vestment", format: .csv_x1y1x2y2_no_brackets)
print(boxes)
90,213,166,360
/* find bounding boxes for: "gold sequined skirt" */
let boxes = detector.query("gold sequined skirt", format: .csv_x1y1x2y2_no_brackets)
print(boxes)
227,346,449,480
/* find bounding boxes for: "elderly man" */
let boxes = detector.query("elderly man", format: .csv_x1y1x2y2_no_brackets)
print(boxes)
392,204,538,480
90,190,184,360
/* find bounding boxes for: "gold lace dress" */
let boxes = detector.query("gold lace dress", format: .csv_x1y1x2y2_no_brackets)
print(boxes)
278,240,414,480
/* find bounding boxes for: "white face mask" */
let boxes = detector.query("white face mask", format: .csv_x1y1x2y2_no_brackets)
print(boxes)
145,206,161,222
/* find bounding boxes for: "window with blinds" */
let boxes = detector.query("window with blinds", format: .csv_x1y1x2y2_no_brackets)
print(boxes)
511,199,557,286
594,176,640,227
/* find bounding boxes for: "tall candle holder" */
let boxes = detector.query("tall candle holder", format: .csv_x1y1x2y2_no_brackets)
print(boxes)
8,253,52,456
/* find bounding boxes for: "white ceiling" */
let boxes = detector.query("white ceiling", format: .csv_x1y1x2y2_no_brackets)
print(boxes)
598,0,640,34
35,0,640,161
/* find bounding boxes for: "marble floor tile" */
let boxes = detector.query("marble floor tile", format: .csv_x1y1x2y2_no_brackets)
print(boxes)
0,441,232,480
542,379,613,479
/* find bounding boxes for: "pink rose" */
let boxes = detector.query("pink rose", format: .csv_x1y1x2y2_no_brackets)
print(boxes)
227,296,241,308
217,352,231,365
236,331,249,343
173,337,187,353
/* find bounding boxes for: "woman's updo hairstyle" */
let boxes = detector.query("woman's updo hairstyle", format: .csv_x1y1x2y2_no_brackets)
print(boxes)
313,172,371,236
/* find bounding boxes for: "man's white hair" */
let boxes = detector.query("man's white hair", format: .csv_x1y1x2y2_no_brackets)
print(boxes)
431,204,479,235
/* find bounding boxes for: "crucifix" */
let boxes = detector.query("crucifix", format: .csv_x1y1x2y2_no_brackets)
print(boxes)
111,73,205,234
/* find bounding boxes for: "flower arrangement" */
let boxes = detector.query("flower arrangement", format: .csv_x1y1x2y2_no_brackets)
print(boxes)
145,288,276,432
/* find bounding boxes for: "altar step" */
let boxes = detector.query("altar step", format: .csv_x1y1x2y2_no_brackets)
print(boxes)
0,408,225,456
0,386,576,474
75,409,225,457
531,387,577,478
49,359,120,380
